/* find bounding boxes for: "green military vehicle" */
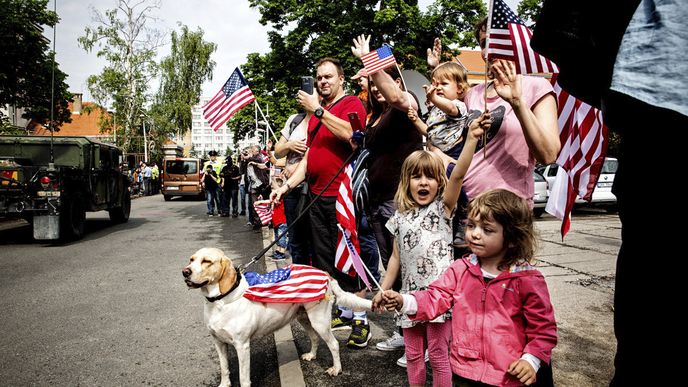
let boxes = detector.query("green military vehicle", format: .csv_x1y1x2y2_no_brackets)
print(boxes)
0,136,131,240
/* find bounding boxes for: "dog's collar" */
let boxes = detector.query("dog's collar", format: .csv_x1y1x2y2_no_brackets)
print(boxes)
205,270,242,303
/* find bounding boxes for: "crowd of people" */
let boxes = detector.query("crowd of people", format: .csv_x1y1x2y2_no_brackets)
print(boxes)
256,18,562,386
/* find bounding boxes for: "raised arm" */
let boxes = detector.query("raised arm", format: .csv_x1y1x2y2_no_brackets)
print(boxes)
492,60,560,164
351,34,418,112
443,113,488,216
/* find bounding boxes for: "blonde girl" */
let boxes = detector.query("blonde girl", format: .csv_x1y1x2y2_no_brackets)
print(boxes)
372,116,485,387
381,189,558,386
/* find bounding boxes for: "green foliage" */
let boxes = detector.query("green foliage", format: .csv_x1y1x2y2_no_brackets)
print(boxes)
151,24,216,138
0,0,72,128
517,0,542,25
78,0,164,153
229,0,485,141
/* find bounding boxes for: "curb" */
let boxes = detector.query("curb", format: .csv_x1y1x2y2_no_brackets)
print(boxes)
261,228,306,387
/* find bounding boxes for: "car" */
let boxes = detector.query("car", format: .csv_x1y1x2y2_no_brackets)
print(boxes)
532,170,549,217
535,157,618,210
161,157,206,201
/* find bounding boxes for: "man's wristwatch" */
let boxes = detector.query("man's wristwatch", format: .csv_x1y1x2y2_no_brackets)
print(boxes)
314,107,324,118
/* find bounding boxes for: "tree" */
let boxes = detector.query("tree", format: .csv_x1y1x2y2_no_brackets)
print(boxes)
228,0,485,142
151,24,216,139
78,0,164,153
0,0,72,129
517,0,543,25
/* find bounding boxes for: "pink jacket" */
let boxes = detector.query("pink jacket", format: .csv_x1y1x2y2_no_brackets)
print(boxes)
411,255,557,386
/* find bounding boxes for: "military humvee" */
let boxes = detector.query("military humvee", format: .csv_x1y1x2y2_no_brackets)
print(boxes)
0,136,131,240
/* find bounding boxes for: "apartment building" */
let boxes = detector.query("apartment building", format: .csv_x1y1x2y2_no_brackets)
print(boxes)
190,99,234,156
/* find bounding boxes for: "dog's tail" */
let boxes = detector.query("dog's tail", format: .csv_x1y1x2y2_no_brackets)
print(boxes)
329,278,372,310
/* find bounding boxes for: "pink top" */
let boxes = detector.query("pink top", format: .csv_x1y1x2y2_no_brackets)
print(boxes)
464,77,553,206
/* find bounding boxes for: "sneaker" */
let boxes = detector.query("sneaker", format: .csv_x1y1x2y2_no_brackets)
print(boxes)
346,320,371,348
239,211,246,216
331,311,353,331
396,350,430,368
207,213,214,216
376,331,405,351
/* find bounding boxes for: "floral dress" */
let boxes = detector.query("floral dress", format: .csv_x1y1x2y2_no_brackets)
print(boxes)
386,196,454,328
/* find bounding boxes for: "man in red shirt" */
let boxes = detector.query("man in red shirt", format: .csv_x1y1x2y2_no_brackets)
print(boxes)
272,57,370,348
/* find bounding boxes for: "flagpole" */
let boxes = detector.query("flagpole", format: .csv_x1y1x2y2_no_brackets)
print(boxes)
255,101,278,142
483,0,495,160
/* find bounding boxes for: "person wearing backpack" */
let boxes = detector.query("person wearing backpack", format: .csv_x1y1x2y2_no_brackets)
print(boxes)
274,111,313,265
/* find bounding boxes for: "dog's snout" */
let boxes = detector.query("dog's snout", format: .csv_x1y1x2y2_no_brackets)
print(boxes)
182,267,191,278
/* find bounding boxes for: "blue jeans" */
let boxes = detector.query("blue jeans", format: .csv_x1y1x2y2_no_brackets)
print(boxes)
358,213,380,283
225,187,239,215
239,185,247,213
284,185,312,265
274,223,288,249
206,187,220,214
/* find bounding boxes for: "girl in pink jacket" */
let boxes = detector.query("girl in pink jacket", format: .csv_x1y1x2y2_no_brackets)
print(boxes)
377,189,557,386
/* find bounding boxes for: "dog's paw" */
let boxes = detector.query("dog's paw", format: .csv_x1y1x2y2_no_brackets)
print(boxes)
325,366,341,376
301,353,316,362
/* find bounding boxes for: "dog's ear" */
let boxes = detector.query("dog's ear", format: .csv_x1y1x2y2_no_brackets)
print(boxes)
218,255,237,295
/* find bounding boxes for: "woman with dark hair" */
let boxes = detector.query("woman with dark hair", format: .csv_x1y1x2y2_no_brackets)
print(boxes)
352,34,424,366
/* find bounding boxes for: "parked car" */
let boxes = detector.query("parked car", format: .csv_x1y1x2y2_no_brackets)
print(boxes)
161,157,206,201
535,157,618,210
533,170,549,217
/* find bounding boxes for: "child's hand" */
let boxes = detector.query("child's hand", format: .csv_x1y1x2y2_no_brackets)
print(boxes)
422,84,437,101
407,107,418,122
426,37,442,69
507,359,536,385
382,290,403,311
468,111,491,140
372,291,385,312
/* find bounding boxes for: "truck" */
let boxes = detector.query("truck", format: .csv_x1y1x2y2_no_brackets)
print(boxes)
0,135,131,240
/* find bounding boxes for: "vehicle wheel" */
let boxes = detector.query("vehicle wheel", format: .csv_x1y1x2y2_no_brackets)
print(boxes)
163,194,171,201
533,208,545,218
109,192,131,223
60,196,85,240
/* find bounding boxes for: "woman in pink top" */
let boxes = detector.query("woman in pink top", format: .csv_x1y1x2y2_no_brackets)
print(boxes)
377,189,557,386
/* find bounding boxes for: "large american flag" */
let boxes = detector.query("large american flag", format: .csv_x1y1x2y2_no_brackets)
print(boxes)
334,164,359,278
202,67,256,132
243,264,329,303
361,45,397,75
546,79,608,237
486,0,558,74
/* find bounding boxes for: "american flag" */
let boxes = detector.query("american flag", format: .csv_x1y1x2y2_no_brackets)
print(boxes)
334,164,359,278
243,264,330,303
253,200,272,226
361,45,397,75
202,67,256,132
486,0,558,74
546,78,608,237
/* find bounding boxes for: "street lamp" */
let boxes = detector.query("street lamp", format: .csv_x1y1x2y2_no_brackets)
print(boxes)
108,109,117,146
140,114,148,162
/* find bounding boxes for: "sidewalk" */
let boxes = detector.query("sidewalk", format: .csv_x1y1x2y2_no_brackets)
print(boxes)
262,213,619,386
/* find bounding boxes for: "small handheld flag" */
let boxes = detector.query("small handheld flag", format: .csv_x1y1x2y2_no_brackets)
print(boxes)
361,45,397,75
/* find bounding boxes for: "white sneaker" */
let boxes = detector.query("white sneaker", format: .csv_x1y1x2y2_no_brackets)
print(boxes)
396,350,430,368
376,331,405,351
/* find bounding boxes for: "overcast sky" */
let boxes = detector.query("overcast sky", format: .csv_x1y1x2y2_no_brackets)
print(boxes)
48,0,517,102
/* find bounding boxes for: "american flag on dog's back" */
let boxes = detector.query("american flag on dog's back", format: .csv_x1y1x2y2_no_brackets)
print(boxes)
243,264,330,303
486,0,558,74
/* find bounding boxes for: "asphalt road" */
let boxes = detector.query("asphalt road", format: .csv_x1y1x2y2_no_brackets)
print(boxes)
0,197,618,386
0,195,279,387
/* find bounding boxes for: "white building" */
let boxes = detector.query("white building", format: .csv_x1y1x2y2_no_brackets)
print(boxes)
190,98,235,156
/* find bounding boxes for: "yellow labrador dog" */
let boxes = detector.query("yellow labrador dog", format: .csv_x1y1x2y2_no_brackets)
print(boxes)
182,247,372,387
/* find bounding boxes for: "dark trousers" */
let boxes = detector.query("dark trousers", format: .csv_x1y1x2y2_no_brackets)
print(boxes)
605,91,684,385
309,193,361,293
224,187,238,215
284,185,312,265
369,200,401,291
358,212,380,283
